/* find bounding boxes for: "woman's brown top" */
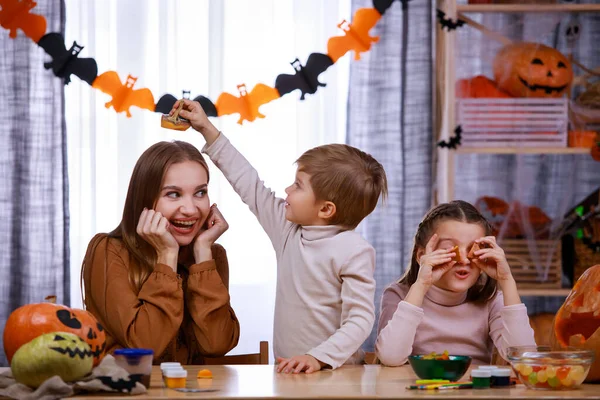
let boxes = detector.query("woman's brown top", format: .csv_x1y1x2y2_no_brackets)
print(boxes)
83,235,240,364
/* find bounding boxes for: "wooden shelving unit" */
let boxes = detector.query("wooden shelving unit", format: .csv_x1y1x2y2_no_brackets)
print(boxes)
456,147,590,155
434,1,600,297
519,288,571,297
457,3,600,13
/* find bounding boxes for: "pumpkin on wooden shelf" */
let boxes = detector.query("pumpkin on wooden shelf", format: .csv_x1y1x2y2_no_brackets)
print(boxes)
550,264,600,382
456,75,512,98
3,296,106,367
493,42,573,98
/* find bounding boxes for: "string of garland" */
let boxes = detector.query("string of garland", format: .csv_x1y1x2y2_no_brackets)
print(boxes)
1,0,403,125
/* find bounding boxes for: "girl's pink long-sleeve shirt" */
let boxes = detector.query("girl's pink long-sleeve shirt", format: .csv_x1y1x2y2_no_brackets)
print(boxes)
375,282,536,366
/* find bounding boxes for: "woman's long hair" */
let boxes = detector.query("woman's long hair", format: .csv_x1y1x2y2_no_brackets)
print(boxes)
81,141,210,307
399,200,497,303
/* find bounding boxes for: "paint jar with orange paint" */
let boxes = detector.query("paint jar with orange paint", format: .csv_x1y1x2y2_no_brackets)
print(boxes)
164,368,188,389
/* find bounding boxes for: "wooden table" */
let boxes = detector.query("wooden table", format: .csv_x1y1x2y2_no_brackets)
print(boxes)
62,365,598,399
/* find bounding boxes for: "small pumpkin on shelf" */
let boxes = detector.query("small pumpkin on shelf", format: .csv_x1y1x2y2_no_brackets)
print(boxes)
493,42,573,98
456,75,512,98
3,296,106,367
550,264,600,382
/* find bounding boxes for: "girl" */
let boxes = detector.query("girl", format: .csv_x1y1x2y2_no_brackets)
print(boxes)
81,141,240,364
376,200,535,366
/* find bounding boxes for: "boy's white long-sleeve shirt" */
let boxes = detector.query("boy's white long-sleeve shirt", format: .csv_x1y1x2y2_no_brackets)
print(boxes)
375,282,536,366
202,133,376,369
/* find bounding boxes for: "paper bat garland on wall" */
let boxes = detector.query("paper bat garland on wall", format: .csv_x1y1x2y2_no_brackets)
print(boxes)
2,3,400,124
437,125,463,149
327,8,381,62
275,53,334,100
38,33,98,85
436,9,465,32
155,91,217,117
215,84,280,125
0,0,46,42
92,73,155,117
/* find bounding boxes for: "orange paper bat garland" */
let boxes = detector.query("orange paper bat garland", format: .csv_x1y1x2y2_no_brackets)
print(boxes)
1,1,401,123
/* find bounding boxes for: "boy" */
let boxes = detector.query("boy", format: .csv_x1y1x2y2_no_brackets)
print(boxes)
173,99,387,373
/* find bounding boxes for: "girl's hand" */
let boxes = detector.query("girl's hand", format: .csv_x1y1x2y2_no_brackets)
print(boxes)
416,233,457,288
193,204,229,263
471,236,513,283
137,208,179,271
170,99,220,144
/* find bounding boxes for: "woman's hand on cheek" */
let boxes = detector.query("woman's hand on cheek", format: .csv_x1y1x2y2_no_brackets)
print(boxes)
136,208,179,271
472,236,514,283
416,233,457,288
193,204,229,263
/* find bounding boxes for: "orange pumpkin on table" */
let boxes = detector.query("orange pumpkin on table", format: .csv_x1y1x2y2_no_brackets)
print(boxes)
3,298,106,367
550,265,600,382
493,42,573,98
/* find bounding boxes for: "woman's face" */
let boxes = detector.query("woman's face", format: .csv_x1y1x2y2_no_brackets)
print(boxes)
153,160,210,246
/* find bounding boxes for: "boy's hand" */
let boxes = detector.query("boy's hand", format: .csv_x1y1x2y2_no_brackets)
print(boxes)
276,355,324,374
471,236,513,283
171,99,220,145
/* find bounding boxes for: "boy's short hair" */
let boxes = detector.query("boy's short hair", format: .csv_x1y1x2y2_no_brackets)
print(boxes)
296,144,387,229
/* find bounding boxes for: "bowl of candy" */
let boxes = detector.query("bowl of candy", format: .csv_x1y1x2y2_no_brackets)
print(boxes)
408,351,472,381
507,346,594,390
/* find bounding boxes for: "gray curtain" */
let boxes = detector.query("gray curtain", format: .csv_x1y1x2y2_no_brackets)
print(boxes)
454,5,600,313
0,1,68,366
347,0,433,351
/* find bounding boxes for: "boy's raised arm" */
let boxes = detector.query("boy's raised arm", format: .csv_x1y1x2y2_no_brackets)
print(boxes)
175,99,291,249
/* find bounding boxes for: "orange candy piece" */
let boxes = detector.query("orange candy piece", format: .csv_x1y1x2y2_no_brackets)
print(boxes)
197,369,213,379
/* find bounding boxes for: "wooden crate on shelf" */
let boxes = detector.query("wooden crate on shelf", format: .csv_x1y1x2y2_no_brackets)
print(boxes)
456,98,568,147
499,239,562,289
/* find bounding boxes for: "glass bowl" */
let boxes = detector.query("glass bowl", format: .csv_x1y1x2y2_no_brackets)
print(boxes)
506,346,595,390
408,355,472,381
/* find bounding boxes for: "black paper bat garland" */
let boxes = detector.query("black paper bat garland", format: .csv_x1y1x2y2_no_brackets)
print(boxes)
155,91,218,117
436,9,465,31
437,125,462,149
275,53,333,100
37,33,98,85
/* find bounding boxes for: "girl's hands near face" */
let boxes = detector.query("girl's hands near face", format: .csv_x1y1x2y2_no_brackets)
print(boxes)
416,233,457,288
193,204,229,263
136,208,179,270
471,236,513,283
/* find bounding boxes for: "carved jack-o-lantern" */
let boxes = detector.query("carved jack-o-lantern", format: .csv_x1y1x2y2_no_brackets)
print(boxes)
3,300,106,367
11,332,94,388
493,42,573,98
550,265,600,382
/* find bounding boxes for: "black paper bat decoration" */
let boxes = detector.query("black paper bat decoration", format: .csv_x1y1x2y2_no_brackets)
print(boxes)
437,125,462,149
275,53,333,100
436,9,465,31
37,33,98,85
97,374,142,392
373,0,394,15
155,90,217,117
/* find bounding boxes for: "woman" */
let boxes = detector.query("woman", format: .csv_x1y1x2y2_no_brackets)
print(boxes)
82,140,240,364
